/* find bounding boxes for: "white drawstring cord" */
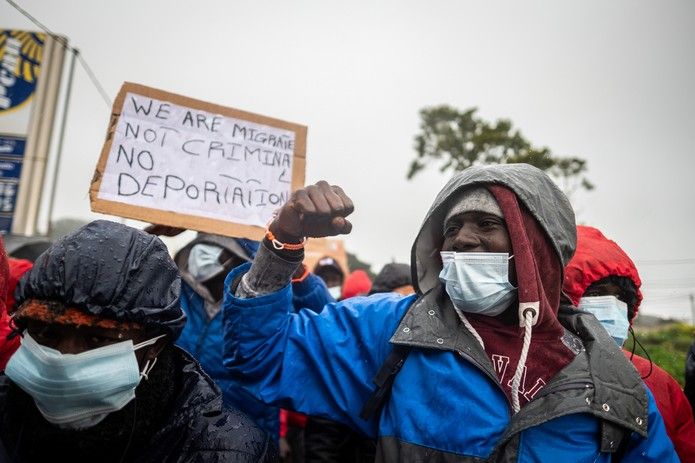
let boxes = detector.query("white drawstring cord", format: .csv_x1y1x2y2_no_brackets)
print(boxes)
455,310,485,350
140,357,158,380
511,307,536,413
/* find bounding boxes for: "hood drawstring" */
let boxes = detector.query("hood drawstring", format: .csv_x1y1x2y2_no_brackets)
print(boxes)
456,303,539,414
510,304,539,413
456,311,485,350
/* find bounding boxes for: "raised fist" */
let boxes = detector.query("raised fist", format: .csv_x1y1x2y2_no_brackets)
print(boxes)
269,181,354,243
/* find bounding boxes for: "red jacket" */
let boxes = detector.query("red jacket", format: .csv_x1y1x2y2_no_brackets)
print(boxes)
628,351,695,462
341,270,372,299
564,225,695,462
0,257,33,370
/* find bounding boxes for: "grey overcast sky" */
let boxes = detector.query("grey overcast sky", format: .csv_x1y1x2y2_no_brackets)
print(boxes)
3,0,695,319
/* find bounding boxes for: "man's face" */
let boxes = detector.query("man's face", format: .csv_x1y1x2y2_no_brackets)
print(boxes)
441,211,515,284
441,211,511,253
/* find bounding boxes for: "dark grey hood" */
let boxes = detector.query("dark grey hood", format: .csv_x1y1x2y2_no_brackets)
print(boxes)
16,220,185,338
411,163,577,295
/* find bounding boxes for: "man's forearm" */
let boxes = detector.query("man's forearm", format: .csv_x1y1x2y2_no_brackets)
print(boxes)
236,242,303,298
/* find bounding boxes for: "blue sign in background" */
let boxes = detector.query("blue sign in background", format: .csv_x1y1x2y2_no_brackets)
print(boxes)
0,134,26,233
0,30,44,113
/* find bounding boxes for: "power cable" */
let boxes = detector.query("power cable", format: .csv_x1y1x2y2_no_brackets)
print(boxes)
5,0,112,107
635,258,695,266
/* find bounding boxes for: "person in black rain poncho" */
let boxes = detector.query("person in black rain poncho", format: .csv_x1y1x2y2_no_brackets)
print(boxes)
0,220,277,463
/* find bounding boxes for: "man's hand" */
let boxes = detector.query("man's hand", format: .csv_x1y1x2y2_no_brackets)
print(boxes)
269,181,354,243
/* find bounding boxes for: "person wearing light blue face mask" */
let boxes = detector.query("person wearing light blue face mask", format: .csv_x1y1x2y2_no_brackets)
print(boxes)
159,228,334,453
221,167,679,462
0,220,276,462
313,256,345,300
563,225,695,461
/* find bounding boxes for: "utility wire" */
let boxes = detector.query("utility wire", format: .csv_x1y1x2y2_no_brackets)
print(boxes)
75,52,111,107
635,258,695,266
5,0,112,107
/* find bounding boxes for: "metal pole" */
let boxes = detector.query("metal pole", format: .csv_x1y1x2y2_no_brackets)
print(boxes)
690,293,695,326
45,47,78,233
11,34,66,235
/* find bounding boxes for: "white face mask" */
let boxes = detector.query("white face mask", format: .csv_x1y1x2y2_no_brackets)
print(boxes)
578,295,630,347
5,332,166,430
327,286,342,300
439,251,517,316
188,243,225,282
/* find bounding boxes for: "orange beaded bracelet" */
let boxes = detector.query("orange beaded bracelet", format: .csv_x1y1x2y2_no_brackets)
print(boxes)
265,229,306,251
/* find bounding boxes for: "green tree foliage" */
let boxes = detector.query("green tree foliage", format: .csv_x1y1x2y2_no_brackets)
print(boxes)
629,323,694,386
408,106,594,196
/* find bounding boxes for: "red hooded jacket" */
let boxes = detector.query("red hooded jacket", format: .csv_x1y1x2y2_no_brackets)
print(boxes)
0,256,33,370
564,225,695,462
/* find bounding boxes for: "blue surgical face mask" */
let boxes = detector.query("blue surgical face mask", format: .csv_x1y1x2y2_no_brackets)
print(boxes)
188,243,225,282
5,332,165,430
578,295,630,347
439,251,517,316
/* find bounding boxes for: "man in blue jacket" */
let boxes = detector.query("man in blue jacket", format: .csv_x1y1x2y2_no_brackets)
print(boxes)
173,232,333,439
222,164,679,461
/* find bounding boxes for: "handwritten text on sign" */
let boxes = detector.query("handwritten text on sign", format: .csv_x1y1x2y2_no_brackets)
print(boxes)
96,92,296,228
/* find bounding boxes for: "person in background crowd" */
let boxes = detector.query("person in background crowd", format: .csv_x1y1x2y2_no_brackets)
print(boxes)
222,165,678,461
2,235,51,262
313,256,345,300
279,408,307,463
1,253,37,370
685,341,695,420
341,269,372,300
369,263,414,296
0,220,276,462
563,225,695,462
146,225,333,443
305,264,411,462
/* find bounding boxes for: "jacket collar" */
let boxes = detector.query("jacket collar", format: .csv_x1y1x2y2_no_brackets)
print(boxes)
390,287,498,382
390,292,648,437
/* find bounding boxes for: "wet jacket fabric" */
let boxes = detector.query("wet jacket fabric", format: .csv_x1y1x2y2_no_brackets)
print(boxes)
0,346,277,462
565,225,695,461
629,351,695,462
175,234,333,439
223,164,678,461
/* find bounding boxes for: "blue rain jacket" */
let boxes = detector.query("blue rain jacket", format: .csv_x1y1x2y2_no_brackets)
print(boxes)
223,267,678,461
222,165,680,461
178,268,333,439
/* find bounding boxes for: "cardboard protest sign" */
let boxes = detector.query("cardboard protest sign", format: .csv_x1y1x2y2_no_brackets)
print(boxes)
90,82,306,240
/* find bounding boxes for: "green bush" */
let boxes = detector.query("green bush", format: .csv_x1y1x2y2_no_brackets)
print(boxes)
628,323,694,386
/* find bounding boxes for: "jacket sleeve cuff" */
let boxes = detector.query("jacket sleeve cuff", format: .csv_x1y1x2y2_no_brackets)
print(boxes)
236,242,302,298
